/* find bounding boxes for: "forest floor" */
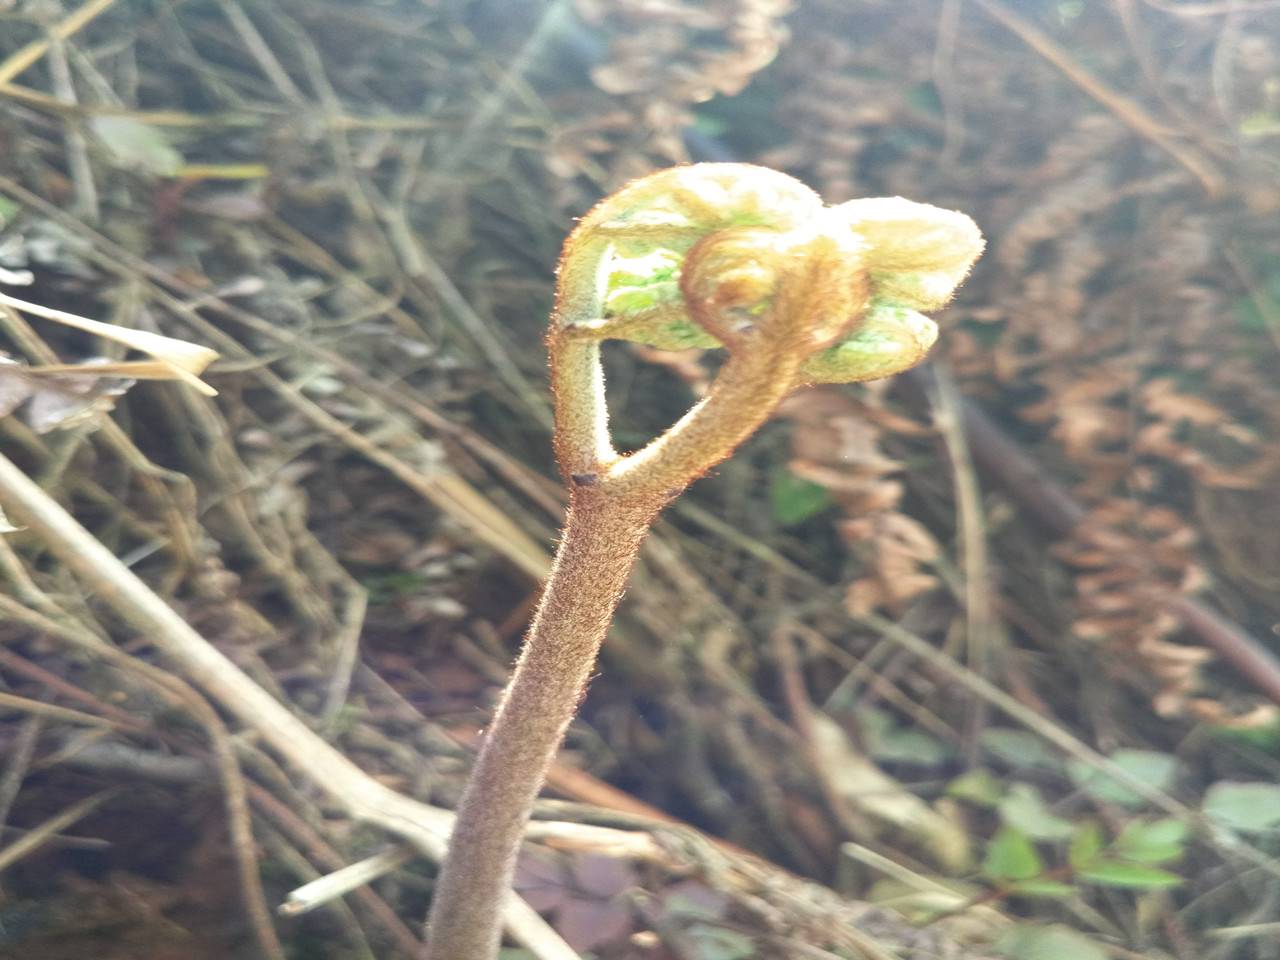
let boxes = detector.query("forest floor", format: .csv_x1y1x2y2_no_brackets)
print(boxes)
0,1,1279,959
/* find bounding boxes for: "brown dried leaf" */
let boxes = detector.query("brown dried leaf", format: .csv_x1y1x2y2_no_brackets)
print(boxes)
514,853,570,914
1142,379,1227,428
808,711,971,872
557,897,634,953
0,359,35,416
568,853,636,899
1061,501,1211,715
22,365,134,433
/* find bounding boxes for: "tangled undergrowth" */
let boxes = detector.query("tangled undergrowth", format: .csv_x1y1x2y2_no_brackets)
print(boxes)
0,1,1279,959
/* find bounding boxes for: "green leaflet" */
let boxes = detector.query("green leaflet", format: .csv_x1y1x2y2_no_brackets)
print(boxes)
801,299,937,384
595,247,722,350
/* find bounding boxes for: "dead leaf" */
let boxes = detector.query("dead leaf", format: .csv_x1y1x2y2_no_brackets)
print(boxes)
0,504,19,533
25,366,135,433
89,115,183,177
808,712,971,873
0,292,219,396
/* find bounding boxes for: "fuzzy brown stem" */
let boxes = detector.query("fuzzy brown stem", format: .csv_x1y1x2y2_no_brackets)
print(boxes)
549,337,615,480
422,488,661,960
604,343,803,499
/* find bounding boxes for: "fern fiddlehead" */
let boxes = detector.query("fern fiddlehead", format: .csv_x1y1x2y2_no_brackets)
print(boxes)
423,163,983,960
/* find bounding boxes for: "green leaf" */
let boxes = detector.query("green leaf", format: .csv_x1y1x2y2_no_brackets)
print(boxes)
983,826,1042,882
691,114,729,138
947,768,1003,807
1203,781,1280,833
0,196,17,226
1068,750,1178,809
770,469,832,526
1112,818,1188,864
1009,879,1077,899
998,783,1074,840
1077,859,1182,889
855,706,894,742
604,281,680,315
996,924,1108,960
854,707,953,778
1068,821,1103,870
1234,295,1271,334
872,728,951,766
799,299,936,384
663,888,727,922
1240,110,1280,137
866,877,981,919
89,116,183,177
1057,0,1085,23
684,923,755,960
903,82,942,116
1210,715,1280,752
979,729,1062,771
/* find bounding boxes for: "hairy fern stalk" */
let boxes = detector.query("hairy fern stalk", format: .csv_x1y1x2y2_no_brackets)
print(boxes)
423,163,985,960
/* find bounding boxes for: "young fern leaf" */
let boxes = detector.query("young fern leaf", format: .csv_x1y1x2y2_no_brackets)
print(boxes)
423,163,983,960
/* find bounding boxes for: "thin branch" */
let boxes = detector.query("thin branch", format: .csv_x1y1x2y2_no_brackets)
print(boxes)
0,717,42,832
603,344,803,498
281,847,416,917
0,789,116,872
0,0,118,85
